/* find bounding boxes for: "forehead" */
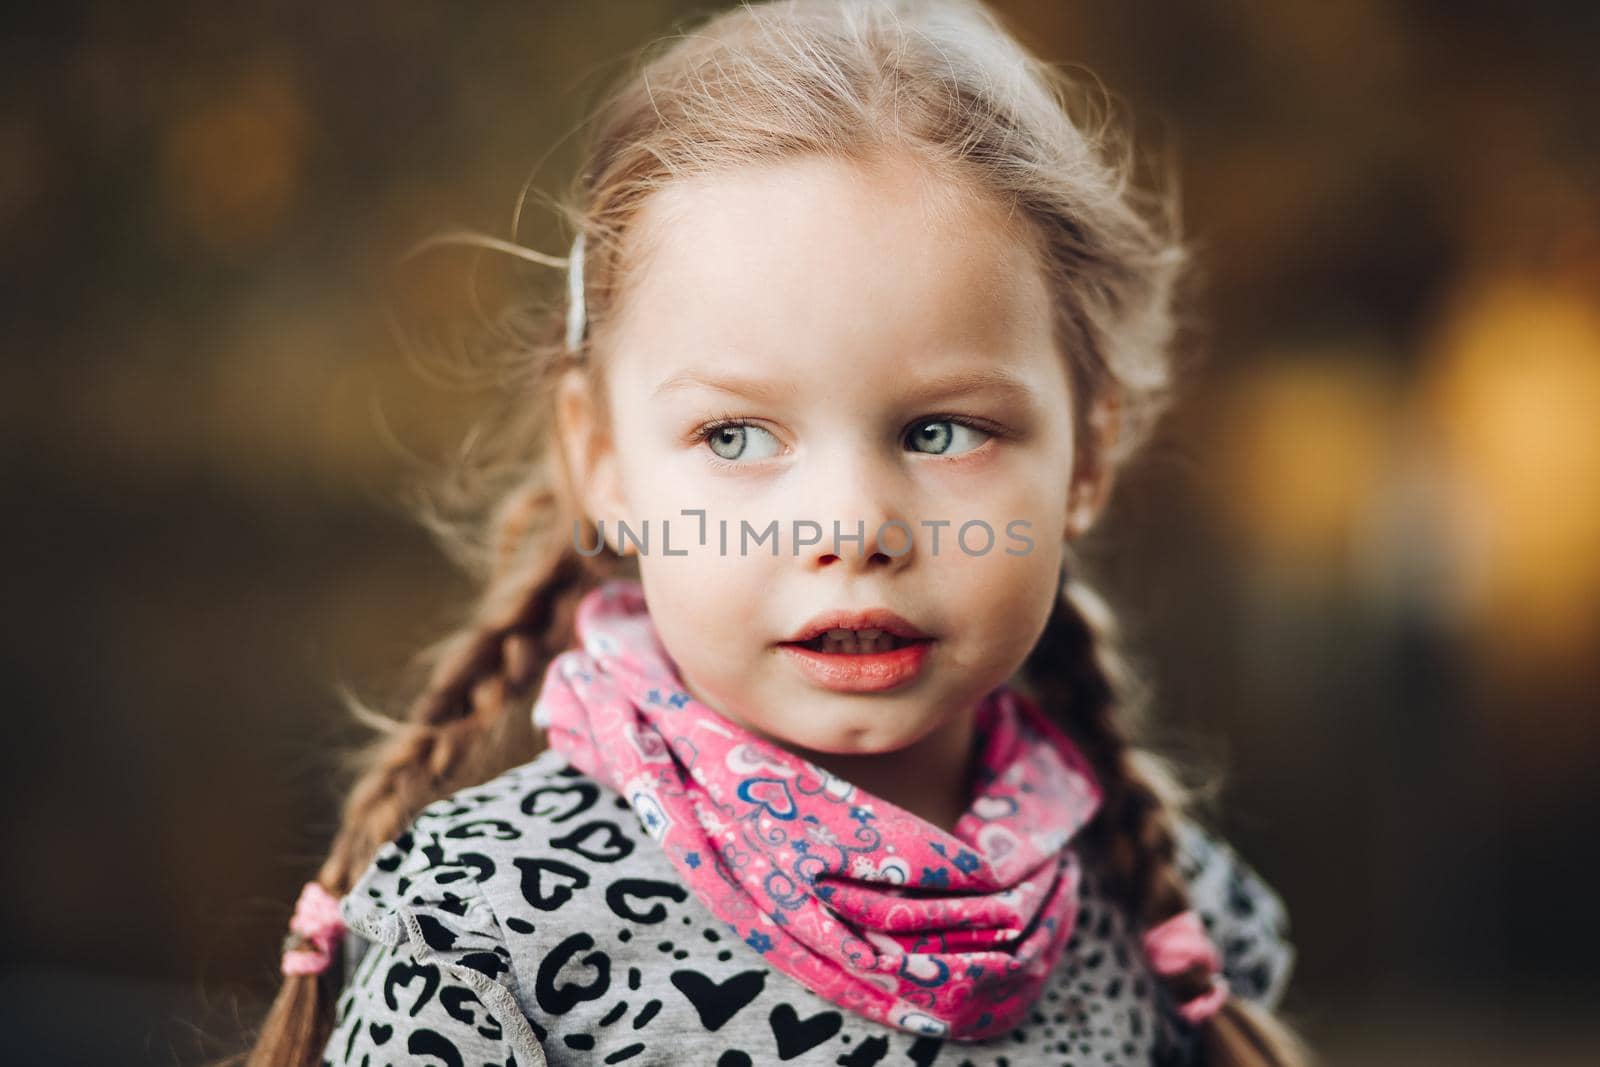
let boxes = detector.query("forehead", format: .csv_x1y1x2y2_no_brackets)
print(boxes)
606,153,1056,382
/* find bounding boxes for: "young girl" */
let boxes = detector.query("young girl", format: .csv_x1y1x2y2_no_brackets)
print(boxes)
243,1,1311,1064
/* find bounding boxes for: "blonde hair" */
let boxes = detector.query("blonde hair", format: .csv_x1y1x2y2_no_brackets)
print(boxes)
236,2,1314,1063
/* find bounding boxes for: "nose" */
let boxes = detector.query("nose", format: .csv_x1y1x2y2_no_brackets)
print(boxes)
795,449,915,574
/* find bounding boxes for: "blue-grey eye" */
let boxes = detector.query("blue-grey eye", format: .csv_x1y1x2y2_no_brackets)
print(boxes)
907,419,987,456
706,423,779,462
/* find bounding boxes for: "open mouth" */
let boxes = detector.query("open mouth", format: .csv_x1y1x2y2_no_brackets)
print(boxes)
778,625,934,692
788,628,928,655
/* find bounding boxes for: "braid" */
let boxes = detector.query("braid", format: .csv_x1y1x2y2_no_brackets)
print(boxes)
1023,553,1315,1066
236,360,629,1066
318,528,600,890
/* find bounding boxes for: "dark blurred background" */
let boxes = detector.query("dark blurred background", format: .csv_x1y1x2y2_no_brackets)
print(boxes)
3,2,1597,1064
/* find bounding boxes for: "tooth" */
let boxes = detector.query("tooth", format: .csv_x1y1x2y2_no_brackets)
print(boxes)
824,631,859,654
801,627,920,654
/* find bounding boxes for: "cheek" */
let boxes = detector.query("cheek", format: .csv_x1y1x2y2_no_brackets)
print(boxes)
920,478,1069,556
613,436,749,520
636,571,711,680
611,446,664,516
920,439,1073,524
639,569,769,714
604,392,700,510
937,531,1061,599
932,524,1063,654
636,553,760,659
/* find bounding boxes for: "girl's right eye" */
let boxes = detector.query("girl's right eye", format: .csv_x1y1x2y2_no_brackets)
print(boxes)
699,422,781,464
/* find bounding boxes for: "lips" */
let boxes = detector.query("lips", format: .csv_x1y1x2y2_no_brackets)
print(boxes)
794,628,919,654
783,608,930,645
777,639,933,692
777,609,935,693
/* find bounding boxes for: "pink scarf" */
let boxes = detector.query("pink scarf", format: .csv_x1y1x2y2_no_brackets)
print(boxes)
534,579,1103,1041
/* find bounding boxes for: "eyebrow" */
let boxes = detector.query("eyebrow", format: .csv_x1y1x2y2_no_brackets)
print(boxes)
652,366,1035,405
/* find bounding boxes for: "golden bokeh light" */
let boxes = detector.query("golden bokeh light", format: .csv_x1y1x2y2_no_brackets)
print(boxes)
1419,278,1600,672
159,61,308,255
1207,353,1400,575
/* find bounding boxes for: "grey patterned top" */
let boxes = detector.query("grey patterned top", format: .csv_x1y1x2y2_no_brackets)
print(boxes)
320,748,1294,1066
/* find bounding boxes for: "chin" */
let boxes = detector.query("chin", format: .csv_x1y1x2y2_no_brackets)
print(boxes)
789,720,924,758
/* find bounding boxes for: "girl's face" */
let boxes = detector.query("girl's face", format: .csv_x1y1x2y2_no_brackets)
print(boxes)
561,153,1110,762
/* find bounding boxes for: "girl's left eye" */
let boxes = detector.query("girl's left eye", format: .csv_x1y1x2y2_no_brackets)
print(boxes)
905,418,991,456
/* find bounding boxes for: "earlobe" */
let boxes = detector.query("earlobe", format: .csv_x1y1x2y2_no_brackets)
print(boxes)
1064,468,1113,538
1063,493,1091,541
1063,483,1103,540
1063,392,1123,540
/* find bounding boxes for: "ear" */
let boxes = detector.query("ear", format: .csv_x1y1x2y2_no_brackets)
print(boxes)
1064,390,1122,540
555,369,632,553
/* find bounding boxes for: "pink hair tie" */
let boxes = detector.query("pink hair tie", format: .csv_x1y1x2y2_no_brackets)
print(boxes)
1141,909,1231,1024
280,880,347,977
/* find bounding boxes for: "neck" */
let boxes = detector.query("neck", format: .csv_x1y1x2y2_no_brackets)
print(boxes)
785,704,983,834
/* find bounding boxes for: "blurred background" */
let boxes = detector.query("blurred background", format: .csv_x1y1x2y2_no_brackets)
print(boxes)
3,1,1596,1063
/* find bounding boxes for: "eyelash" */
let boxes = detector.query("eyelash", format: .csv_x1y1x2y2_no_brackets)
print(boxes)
688,413,1006,470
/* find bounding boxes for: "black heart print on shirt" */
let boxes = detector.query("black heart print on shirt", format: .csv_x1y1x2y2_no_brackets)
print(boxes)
514,856,590,910
383,959,441,1017
521,780,600,823
550,819,635,863
669,968,767,1031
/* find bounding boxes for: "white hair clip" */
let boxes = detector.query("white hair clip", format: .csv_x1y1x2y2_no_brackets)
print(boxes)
565,231,587,354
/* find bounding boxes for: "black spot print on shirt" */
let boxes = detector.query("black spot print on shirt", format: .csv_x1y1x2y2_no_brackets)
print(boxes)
426,891,471,918
340,1015,359,1062
375,833,409,871
407,1027,464,1067
415,913,460,952
455,945,511,980
440,985,501,1040
837,1034,889,1065
434,850,496,885
606,876,688,923
423,800,478,820
1227,865,1259,918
